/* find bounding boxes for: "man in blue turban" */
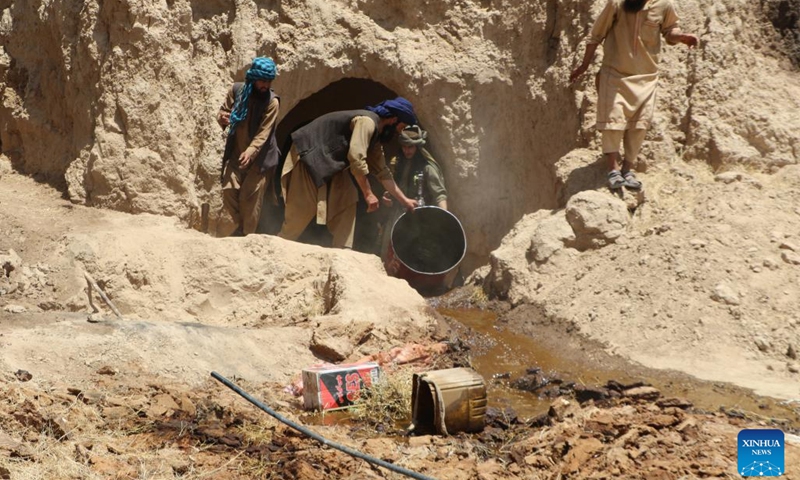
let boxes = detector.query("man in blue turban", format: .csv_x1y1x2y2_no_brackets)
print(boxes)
278,97,419,249
217,57,280,236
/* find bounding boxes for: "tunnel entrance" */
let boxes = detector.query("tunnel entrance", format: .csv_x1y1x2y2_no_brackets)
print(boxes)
260,78,403,254
275,78,398,152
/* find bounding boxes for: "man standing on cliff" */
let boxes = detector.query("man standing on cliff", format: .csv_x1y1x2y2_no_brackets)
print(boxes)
217,57,280,236
570,0,698,190
279,98,419,249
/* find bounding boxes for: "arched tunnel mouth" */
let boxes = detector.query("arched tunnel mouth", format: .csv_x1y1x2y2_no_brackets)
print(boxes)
262,77,443,256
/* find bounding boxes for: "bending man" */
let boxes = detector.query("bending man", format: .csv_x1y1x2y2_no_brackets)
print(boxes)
279,98,419,248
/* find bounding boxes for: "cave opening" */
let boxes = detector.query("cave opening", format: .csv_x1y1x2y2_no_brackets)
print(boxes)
262,78,435,257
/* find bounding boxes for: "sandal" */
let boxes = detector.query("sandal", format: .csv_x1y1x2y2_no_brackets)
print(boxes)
608,170,625,190
622,170,642,190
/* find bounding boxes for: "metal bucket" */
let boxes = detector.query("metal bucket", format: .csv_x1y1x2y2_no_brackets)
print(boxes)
384,206,467,294
409,367,487,436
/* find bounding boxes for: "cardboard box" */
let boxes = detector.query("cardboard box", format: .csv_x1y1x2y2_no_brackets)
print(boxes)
302,362,381,411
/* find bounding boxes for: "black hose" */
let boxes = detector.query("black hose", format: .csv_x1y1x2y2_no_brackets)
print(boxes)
211,371,438,480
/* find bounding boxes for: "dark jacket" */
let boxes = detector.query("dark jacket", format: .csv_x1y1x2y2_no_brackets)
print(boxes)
222,83,281,179
290,109,381,188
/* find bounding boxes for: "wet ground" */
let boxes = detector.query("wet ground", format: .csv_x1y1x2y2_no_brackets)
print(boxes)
437,303,800,432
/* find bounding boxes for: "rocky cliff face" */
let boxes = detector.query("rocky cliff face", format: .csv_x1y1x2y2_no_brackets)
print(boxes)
1,0,798,269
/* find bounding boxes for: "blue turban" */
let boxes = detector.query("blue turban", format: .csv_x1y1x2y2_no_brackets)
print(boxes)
246,57,277,81
228,57,277,137
366,97,417,126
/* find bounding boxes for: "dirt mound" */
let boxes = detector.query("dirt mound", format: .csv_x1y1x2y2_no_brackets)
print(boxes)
479,161,800,400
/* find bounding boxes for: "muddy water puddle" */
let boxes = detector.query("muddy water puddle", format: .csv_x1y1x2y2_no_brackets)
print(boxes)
439,306,800,430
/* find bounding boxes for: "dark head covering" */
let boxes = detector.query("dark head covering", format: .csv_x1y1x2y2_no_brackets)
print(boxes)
366,97,417,126
398,125,427,146
228,57,278,137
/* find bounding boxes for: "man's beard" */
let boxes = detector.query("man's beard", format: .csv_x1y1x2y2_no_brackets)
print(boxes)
252,86,269,98
379,122,397,143
623,0,647,12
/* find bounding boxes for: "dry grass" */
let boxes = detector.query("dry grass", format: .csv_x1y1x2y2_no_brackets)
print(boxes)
351,367,415,427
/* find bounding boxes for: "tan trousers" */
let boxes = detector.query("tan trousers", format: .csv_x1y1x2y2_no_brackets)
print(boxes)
601,129,647,164
279,147,356,248
222,161,271,236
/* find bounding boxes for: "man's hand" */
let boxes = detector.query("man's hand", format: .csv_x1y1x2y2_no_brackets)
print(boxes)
570,63,590,83
218,111,230,129
366,193,380,213
402,198,419,212
381,191,393,207
680,33,699,48
238,151,253,169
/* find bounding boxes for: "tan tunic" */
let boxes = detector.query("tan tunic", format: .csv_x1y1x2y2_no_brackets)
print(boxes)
588,0,679,130
218,90,280,235
280,116,393,248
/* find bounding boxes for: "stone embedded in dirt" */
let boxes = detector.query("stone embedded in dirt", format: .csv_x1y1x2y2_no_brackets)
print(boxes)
782,250,800,265
710,283,740,305
656,397,693,409
0,249,21,278
573,384,610,403
81,390,105,405
788,344,798,359
37,300,63,311
0,466,9,479
565,191,630,250
485,406,520,429
780,241,799,252
645,413,681,429
96,366,117,375
605,380,647,392
101,406,129,420
714,172,762,189
2,304,26,313
622,386,661,400
510,372,549,392
789,363,799,373
147,394,181,418
548,398,572,421
14,369,32,382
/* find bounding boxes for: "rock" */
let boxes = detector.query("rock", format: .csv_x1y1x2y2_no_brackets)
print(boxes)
711,283,740,305
147,394,181,418
779,241,799,252
789,364,799,373
309,317,374,362
0,433,33,459
529,213,576,263
788,344,797,360
622,386,660,400
548,398,572,421
714,171,762,188
3,304,27,314
565,191,630,250
574,384,610,403
101,406,129,420
37,300,63,311
782,251,800,265
0,249,22,278
408,435,434,447
96,366,117,375
646,414,680,429
656,397,693,409
81,390,105,405
754,337,770,352
14,370,32,382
